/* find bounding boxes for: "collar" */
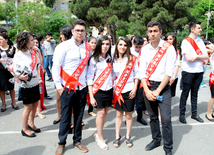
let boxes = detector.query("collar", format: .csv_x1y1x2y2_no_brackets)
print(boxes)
70,37,85,47
98,54,111,61
148,39,165,50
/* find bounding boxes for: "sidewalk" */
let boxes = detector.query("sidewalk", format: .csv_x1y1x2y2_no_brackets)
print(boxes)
0,65,214,155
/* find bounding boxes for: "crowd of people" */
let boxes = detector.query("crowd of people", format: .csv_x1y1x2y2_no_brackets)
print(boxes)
0,19,214,155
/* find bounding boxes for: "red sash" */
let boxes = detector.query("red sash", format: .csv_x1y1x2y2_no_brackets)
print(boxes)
30,49,37,71
144,41,171,87
209,72,214,90
137,51,141,67
112,56,137,108
60,42,91,93
185,37,202,55
87,62,112,105
176,49,180,59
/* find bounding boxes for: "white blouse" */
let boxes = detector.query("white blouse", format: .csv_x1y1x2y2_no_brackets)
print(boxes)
113,54,139,93
87,55,114,91
13,50,40,88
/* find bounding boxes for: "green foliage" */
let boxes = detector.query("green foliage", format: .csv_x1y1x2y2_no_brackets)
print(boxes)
43,0,56,8
0,2,16,25
44,11,72,43
130,0,195,35
69,0,136,42
17,2,52,34
192,0,214,39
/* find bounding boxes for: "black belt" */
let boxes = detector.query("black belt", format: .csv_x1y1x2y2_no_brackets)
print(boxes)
149,80,161,85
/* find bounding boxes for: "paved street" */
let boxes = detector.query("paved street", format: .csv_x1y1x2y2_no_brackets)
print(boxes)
1,65,214,155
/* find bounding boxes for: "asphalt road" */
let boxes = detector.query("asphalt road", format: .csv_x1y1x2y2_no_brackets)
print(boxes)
1,65,214,155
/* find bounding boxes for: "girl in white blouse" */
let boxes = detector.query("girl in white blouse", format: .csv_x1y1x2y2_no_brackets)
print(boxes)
13,32,41,137
112,37,139,148
87,35,113,150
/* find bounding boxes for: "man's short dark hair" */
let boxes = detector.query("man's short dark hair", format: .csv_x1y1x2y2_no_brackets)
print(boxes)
133,36,144,45
147,21,162,31
46,32,52,36
210,38,214,44
0,28,7,34
36,34,43,43
189,21,201,32
72,19,86,29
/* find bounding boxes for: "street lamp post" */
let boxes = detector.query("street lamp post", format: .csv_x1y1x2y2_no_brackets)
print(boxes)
206,0,211,40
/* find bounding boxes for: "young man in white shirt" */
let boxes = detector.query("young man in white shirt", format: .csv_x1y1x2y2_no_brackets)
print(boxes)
53,19,90,155
130,36,147,126
179,21,208,124
139,21,176,155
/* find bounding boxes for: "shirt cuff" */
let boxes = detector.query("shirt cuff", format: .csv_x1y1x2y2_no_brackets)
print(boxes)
55,83,63,90
87,80,94,86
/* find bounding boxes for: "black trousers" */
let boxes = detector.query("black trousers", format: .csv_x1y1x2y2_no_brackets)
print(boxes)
58,87,88,145
179,71,203,116
144,81,173,152
136,83,147,119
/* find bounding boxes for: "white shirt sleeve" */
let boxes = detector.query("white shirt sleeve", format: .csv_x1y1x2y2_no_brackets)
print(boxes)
139,47,147,80
52,44,66,90
165,45,176,77
87,57,96,86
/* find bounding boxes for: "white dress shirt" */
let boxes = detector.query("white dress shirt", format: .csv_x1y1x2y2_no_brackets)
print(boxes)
113,54,139,93
211,53,214,73
139,39,176,81
13,50,40,88
174,54,180,79
52,37,90,90
87,55,114,91
181,36,207,73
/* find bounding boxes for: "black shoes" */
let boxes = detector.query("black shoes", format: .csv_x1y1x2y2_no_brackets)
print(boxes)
179,115,187,124
53,119,61,125
191,115,204,123
205,114,214,122
137,118,148,125
47,78,53,82
1,108,6,112
145,140,161,151
11,104,20,110
28,125,41,133
21,130,36,138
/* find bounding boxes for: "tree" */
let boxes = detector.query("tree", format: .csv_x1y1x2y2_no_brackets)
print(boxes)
129,0,196,35
0,2,16,28
17,2,52,34
192,0,214,39
69,0,135,43
44,11,73,42
43,0,56,8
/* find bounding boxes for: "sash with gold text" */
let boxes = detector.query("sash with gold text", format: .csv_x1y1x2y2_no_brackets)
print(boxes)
144,41,171,87
60,42,91,93
112,56,137,108
185,37,202,55
87,63,112,105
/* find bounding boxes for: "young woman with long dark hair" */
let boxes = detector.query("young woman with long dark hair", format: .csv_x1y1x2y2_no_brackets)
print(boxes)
87,35,113,150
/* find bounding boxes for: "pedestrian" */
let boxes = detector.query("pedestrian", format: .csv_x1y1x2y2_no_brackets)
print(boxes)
130,36,147,125
53,19,90,154
87,35,113,150
53,25,72,125
0,33,19,112
13,32,42,137
44,32,55,82
87,36,97,117
165,32,180,101
139,21,176,155
112,37,139,148
179,21,209,124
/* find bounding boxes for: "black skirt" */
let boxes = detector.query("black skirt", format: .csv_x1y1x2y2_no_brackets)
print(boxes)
21,85,40,104
0,69,14,91
114,91,135,112
94,88,113,109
